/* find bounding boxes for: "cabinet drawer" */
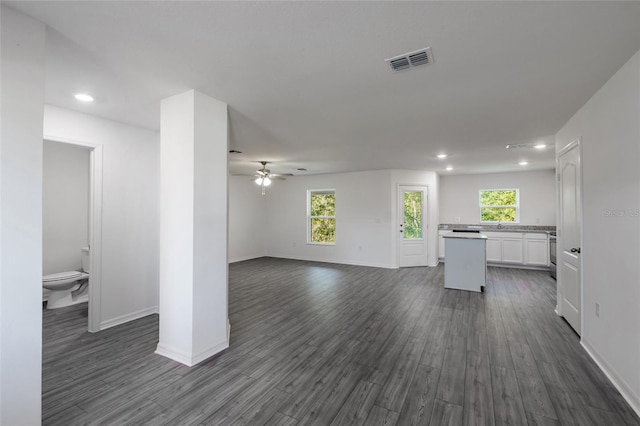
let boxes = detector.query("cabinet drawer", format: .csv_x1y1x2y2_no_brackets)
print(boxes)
483,231,523,239
524,233,548,240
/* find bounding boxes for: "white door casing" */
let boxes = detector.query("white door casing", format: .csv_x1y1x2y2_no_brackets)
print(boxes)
558,140,582,335
398,185,428,267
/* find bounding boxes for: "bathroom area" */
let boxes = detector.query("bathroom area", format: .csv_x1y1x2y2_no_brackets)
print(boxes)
42,140,91,311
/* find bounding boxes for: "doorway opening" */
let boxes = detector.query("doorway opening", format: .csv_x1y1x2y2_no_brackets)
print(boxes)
43,137,103,332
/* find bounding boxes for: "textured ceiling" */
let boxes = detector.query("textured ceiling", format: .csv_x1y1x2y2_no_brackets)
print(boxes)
8,1,640,176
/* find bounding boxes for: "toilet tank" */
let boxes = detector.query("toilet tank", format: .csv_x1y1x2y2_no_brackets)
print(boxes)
81,247,90,273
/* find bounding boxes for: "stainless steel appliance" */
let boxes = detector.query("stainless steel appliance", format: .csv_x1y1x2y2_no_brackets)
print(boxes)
549,232,557,279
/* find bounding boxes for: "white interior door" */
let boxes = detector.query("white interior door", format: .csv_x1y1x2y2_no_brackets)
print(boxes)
559,141,582,335
398,186,428,267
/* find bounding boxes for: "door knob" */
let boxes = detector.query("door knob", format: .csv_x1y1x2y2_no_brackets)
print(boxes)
570,247,581,254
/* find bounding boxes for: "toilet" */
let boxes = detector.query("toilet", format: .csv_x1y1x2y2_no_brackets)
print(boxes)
43,247,90,309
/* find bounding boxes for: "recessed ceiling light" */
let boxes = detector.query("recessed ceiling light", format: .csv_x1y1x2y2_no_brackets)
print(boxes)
534,143,546,149
446,166,453,171
74,93,94,102
519,161,529,166
437,154,448,159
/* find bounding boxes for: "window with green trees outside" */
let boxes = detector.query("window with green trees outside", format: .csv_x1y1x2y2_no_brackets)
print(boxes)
308,190,335,243
403,191,423,239
480,189,519,222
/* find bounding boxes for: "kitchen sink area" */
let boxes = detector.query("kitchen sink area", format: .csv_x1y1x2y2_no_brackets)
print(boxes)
438,223,556,270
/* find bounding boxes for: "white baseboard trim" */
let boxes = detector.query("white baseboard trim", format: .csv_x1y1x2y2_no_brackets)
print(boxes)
99,306,158,331
268,254,398,269
487,262,550,271
155,343,188,365
229,254,264,264
581,339,640,419
438,258,549,272
155,339,229,367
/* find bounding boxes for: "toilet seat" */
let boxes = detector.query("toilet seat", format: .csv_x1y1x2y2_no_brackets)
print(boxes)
43,271,89,309
43,271,84,282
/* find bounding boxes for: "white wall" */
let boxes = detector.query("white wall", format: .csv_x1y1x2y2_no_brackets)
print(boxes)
0,6,45,424
43,140,90,275
262,169,439,268
264,170,394,268
229,176,266,262
556,48,640,414
439,170,556,225
43,105,160,328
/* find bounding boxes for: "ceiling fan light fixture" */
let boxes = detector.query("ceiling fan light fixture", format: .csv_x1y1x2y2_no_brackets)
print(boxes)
255,177,272,186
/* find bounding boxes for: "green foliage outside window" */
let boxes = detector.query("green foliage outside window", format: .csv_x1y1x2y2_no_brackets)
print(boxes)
310,192,335,243
480,189,518,222
403,192,423,239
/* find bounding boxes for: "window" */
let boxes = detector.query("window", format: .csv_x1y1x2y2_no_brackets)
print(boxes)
480,189,519,222
308,190,335,244
403,191,423,239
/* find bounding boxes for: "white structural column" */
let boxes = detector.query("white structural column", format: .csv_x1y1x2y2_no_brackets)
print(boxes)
156,90,229,366
0,6,46,424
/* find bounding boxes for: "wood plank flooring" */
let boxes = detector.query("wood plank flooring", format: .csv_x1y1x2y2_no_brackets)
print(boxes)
42,258,640,425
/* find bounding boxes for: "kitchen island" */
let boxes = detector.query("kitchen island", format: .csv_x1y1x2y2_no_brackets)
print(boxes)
443,231,488,292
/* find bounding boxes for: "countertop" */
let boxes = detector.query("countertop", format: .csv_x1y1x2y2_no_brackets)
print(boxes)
442,231,488,240
439,224,555,234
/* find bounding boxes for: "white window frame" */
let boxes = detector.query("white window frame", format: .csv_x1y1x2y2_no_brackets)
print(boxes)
307,189,336,245
479,188,520,223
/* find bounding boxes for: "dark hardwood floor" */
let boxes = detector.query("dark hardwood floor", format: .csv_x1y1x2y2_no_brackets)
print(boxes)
43,258,640,425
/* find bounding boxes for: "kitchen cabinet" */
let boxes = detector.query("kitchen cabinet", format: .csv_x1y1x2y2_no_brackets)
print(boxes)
502,238,524,263
444,233,487,292
524,233,549,266
485,238,502,262
482,232,523,264
440,229,549,268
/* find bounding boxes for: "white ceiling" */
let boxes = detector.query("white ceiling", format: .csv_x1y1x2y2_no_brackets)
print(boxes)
8,1,640,176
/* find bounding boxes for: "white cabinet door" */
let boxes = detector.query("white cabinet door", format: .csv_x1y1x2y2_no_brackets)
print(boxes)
525,239,548,265
486,238,502,262
502,238,524,263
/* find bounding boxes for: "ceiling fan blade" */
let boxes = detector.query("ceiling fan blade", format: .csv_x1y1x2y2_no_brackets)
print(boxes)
256,170,267,176
269,173,294,177
271,176,287,180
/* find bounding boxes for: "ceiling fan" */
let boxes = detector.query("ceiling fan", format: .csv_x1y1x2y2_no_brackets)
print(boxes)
253,161,293,195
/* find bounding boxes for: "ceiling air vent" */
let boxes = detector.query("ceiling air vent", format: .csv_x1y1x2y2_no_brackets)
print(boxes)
386,47,434,72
